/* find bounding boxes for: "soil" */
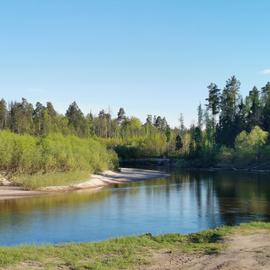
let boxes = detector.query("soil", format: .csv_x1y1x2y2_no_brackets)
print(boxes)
141,230,270,270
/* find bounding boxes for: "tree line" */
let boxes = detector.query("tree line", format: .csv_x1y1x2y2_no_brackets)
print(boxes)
0,98,171,138
183,76,270,167
0,98,175,158
1,76,270,165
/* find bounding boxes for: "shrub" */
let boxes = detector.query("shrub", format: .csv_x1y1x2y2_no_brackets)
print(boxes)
234,126,268,165
217,146,235,164
105,133,168,159
0,131,118,176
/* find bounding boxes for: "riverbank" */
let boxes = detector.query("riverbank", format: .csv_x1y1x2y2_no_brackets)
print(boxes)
0,222,269,269
121,158,270,173
0,168,169,201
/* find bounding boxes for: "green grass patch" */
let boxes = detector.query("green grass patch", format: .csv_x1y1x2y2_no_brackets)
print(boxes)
13,170,91,189
0,222,269,269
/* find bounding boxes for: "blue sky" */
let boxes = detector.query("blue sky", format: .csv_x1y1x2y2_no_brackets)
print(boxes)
0,0,270,127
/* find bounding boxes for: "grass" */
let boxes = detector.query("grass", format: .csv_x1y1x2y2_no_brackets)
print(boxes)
0,222,269,270
13,170,91,189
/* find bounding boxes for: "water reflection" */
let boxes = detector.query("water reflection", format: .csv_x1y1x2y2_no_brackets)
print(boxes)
0,170,269,246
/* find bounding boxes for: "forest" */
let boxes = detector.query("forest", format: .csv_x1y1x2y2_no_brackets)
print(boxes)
1,75,270,180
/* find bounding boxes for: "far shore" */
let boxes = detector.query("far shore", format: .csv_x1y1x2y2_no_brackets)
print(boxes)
0,168,170,201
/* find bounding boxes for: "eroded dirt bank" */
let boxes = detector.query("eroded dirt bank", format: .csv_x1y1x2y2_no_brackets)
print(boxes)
142,230,270,270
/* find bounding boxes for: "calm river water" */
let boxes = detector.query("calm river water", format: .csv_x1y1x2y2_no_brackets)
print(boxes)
0,169,270,246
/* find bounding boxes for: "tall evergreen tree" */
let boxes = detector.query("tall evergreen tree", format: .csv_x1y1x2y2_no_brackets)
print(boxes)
197,104,203,130
234,98,247,135
94,110,112,138
66,101,88,137
0,99,7,129
9,98,33,134
246,86,261,131
154,116,163,129
175,134,183,151
33,102,45,135
86,113,95,136
161,117,168,132
217,76,241,146
117,108,126,123
206,83,220,116
179,113,185,135
261,82,270,132
204,109,215,148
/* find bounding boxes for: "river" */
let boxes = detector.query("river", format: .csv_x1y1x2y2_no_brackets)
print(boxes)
0,169,269,246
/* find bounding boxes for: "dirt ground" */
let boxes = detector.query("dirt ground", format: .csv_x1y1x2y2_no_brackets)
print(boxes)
141,230,270,270
2,230,270,270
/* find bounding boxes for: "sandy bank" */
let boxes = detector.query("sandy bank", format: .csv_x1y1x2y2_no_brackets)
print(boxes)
0,186,45,201
0,168,169,200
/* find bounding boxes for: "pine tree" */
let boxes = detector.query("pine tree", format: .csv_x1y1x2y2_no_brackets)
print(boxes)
94,110,112,138
86,113,95,136
217,76,241,146
179,113,185,135
66,101,87,137
204,109,215,148
33,102,45,135
175,134,183,151
9,98,33,134
246,86,261,131
261,82,270,132
0,99,7,129
161,117,168,132
197,104,203,130
206,83,220,116
154,116,163,129
234,98,247,135
117,108,126,123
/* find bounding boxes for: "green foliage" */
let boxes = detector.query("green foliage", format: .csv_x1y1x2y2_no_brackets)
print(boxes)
215,127,269,167
175,134,183,151
260,145,270,161
0,131,117,187
217,146,235,164
9,98,34,134
246,87,261,130
217,76,241,146
206,83,220,115
262,82,270,131
66,101,89,137
234,126,268,165
0,99,7,129
235,126,268,153
113,133,168,159
2,77,270,166
121,117,142,137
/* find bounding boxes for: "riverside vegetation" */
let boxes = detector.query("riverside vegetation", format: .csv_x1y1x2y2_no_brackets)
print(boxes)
0,222,269,269
0,132,118,189
1,76,270,188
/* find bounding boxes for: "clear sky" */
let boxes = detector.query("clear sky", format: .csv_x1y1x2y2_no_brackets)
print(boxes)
0,0,270,127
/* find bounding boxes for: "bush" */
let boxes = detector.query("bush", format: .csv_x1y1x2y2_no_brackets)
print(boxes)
217,146,235,165
0,131,118,176
234,126,268,166
112,133,168,159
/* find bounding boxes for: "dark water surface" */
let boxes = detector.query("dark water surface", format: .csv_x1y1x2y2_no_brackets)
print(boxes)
0,170,270,246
